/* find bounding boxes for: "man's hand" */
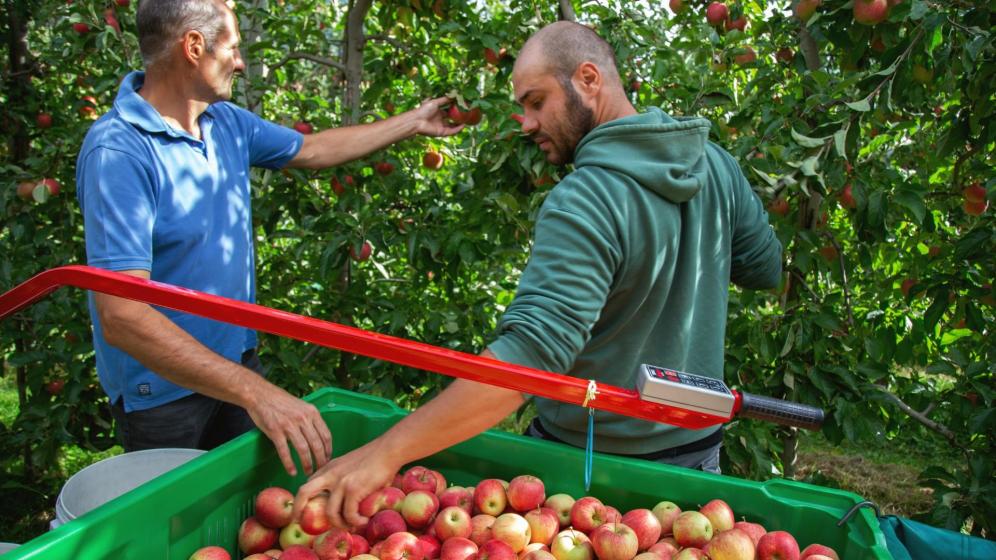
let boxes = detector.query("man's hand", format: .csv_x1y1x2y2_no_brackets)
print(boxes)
411,97,465,137
292,439,400,530
246,384,332,477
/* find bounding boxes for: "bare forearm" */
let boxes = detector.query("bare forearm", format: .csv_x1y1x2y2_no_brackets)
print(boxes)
288,112,419,169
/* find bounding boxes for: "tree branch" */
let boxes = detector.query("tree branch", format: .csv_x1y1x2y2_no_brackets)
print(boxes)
875,387,964,450
558,0,577,21
271,52,347,72
366,34,406,51
822,231,855,327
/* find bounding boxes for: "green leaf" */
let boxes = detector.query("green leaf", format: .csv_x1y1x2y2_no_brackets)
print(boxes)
924,296,948,334
940,329,972,346
844,99,872,112
927,23,944,54
834,126,849,159
791,128,827,148
894,190,926,224
751,167,779,187
800,156,820,177
909,0,929,19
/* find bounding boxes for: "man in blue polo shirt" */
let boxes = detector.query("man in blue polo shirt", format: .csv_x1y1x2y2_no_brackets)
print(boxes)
76,0,461,476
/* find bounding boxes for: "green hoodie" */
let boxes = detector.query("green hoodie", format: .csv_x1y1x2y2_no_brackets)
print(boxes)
487,108,782,455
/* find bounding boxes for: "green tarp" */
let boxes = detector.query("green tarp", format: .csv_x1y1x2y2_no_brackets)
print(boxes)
879,515,996,560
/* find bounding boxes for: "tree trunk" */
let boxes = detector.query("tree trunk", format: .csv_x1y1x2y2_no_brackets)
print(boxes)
342,0,372,125
239,0,270,113
781,427,798,479
558,0,577,21
4,0,32,161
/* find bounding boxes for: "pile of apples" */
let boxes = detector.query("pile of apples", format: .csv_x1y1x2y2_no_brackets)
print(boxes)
188,467,840,560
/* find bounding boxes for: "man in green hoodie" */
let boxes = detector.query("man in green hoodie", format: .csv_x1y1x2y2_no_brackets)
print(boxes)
293,21,782,528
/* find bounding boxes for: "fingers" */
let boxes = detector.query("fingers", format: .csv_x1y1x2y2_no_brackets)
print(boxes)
326,481,348,529
291,475,325,521
270,429,298,477
287,423,314,476
343,491,366,529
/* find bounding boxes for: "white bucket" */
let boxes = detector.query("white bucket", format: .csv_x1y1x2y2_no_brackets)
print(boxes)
0,543,19,554
51,448,206,530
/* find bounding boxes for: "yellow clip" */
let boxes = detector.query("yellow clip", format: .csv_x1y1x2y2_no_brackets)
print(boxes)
582,379,598,408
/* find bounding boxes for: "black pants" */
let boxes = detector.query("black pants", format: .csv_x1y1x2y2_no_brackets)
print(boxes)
110,349,261,451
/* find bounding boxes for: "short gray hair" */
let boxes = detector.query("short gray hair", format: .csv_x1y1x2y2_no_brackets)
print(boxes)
526,21,622,92
136,0,228,68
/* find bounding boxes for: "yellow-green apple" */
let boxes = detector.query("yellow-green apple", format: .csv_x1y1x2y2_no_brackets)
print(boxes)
352,533,371,555
673,549,706,560
474,480,508,516
350,241,372,262
471,514,497,545
403,467,440,494
507,476,546,512
429,470,448,495
239,516,279,554
651,502,682,536
648,539,679,559
756,531,800,560
418,534,442,559
569,497,607,533
280,522,316,549
402,490,441,529
853,0,888,24
381,532,425,560
963,182,986,203
544,494,575,527
441,537,479,560
440,486,475,513
838,184,856,209
793,0,821,21
360,487,406,517
590,523,639,560
255,487,294,529
733,521,766,546
301,495,333,535
800,544,837,559
314,528,353,560
282,544,320,560
36,112,53,128
434,506,473,541
479,538,519,560
703,528,754,560
520,543,549,560
804,556,834,560
243,554,274,560
353,555,380,560
911,64,933,84
551,530,593,560
698,500,734,533
188,546,231,560
263,549,282,558
705,2,728,25
672,511,713,548
620,509,661,551
493,512,532,552
524,509,559,546
632,553,661,560
604,507,622,524
366,509,408,542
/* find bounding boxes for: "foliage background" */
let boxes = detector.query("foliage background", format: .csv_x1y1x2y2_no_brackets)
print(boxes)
1,0,992,543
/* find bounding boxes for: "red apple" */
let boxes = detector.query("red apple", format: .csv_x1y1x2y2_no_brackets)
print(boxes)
705,2,728,26
550,530,593,560
115,0,129,6
569,497,606,533
900,278,918,298
435,506,473,541
648,539,679,559
79,95,98,118
103,9,120,33
725,16,747,31
733,521,766,546
621,509,662,551
375,161,395,176
524,509,559,546
964,199,988,216
776,48,794,64
440,486,475,514
350,241,372,262
72,22,90,34
314,528,353,560
16,181,35,201
698,500,734,533
963,182,986,203
463,107,483,126
402,489,440,529
45,379,65,395
36,112,53,129
543,494,575,527
507,476,546,512
853,0,889,24
511,114,526,126
671,511,713,549
255,487,294,529
447,105,467,125
733,47,756,65
282,545,320,560
402,467,439,494
429,470,447,495
479,539,518,560
366,509,407,542
768,197,790,217
474,479,508,516
484,47,507,65
381,532,425,560
756,531,800,560
632,554,661,560
522,546,554,560
604,507,622,524
442,538,479,560
239,516,279,554
800,544,838,560
704,528,754,560
292,121,314,134
280,522,316,549
793,0,821,21
589,523,639,560
423,150,444,170
838,184,856,209
673,549,706,560
331,177,346,196
359,486,406,518
419,534,442,560
669,0,684,12
818,246,838,262
804,556,834,560
244,554,276,560
301,495,332,535
188,546,231,560
493,513,532,553
352,533,371,556
471,514,497,546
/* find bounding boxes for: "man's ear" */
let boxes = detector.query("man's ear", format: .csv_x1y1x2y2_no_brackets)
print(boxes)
181,30,207,64
573,61,603,96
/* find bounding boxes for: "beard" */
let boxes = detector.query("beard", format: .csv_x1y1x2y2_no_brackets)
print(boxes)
549,78,596,165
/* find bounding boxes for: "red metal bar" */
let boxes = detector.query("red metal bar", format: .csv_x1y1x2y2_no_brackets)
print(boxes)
0,266,732,429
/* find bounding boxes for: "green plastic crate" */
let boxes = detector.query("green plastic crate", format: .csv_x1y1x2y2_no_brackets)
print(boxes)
3,388,891,559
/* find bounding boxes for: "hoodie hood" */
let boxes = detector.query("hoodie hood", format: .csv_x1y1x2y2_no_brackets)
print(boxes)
573,107,710,203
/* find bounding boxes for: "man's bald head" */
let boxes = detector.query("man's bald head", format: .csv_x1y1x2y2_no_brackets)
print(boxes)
517,21,623,92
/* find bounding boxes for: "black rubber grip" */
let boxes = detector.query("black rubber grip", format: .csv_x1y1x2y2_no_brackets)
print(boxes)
739,392,825,431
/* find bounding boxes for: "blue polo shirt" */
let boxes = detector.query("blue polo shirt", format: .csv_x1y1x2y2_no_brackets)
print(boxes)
77,71,303,412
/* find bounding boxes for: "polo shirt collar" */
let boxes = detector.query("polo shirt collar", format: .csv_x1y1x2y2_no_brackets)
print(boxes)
114,71,217,140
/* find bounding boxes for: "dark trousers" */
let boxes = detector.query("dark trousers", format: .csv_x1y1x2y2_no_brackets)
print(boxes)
110,349,261,451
